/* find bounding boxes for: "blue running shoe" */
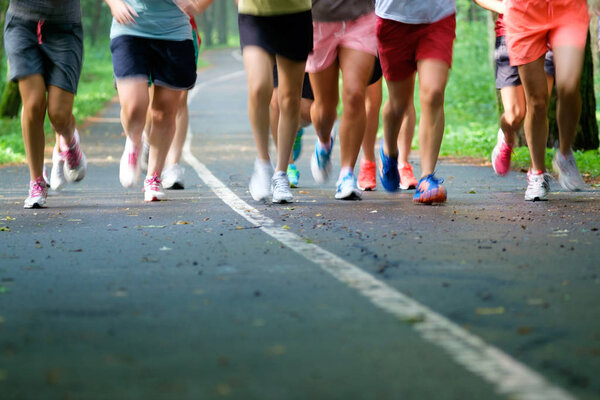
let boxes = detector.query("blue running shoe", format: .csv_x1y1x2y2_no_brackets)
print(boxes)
310,136,334,184
335,172,362,200
287,164,300,188
293,128,304,162
413,173,447,204
378,142,399,192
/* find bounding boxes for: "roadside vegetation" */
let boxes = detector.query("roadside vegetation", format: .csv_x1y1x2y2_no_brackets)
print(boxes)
1,1,599,179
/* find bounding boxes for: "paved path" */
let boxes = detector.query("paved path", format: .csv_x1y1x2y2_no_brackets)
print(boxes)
1,49,599,400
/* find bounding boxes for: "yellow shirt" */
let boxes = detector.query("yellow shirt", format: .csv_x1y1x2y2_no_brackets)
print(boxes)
238,0,311,16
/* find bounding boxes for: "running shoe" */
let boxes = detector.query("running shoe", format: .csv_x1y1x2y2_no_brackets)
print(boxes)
335,171,362,200
61,129,87,183
50,144,67,191
119,136,141,188
491,128,513,176
272,171,294,203
378,143,399,192
310,136,334,184
524,170,550,201
399,162,418,190
358,159,376,191
42,164,50,186
287,164,300,188
162,163,185,190
552,150,585,191
24,177,48,209
413,173,447,204
144,173,166,202
249,159,273,202
293,128,304,162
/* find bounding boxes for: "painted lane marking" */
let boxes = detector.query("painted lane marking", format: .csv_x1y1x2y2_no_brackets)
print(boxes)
182,64,576,400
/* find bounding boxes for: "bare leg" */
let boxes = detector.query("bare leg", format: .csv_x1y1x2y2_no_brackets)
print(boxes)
416,59,450,177
309,62,339,146
518,57,549,172
165,91,189,166
47,85,76,148
242,46,275,162
362,78,382,162
18,75,47,180
274,55,306,173
499,85,526,147
147,86,183,177
115,78,150,148
398,101,416,165
382,74,416,158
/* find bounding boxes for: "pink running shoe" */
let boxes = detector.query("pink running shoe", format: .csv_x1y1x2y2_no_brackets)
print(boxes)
399,162,418,190
491,129,513,176
60,129,87,183
357,159,376,191
24,176,48,209
144,173,166,202
120,137,141,188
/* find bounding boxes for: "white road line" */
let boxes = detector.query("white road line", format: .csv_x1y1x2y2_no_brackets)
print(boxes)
182,64,576,400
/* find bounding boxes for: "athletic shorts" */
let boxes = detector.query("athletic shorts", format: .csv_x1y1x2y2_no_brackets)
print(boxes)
306,12,378,73
110,35,197,90
238,10,313,62
273,66,314,100
3,13,83,93
495,35,554,89
369,56,383,85
505,0,589,66
377,14,456,82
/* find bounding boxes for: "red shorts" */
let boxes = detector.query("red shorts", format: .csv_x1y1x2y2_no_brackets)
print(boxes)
376,14,456,82
505,0,589,66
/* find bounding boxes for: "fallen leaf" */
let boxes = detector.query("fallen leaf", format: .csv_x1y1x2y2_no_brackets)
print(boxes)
299,191,310,194
236,226,243,230
2,216,15,221
175,220,190,225
527,298,545,306
475,307,505,315
315,213,322,217
67,219,82,222
138,225,167,229
469,190,476,194
159,246,172,251
0,227,10,232
282,225,290,230
517,326,534,335
369,210,378,214
0,286,8,294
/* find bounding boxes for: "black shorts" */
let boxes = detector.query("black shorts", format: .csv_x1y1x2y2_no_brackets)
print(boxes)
3,13,83,93
238,10,313,62
369,56,383,86
273,65,314,100
495,35,555,89
110,35,197,90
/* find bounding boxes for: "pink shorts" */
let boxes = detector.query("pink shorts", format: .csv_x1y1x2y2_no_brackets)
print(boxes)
305,12,378,73
377,14,456,82
505,0,589,66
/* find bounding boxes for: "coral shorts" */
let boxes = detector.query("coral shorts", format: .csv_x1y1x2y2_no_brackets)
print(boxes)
306,12,378,73
505,0,589,66
376,14,456,82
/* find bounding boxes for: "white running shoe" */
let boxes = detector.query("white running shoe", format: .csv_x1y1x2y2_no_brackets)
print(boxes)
271,171,293,203
249,159,273,202
50,144,67,191
119,137,141,188
144,173,166,202
24,177,48,209
335,171,362,200
162,163,185,190
524,170,550,201
61,129,87,183
552,150,585,191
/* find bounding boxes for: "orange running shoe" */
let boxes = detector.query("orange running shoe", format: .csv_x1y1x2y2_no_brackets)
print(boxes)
357,158,376,190
399,162,418,190
413,174,447,204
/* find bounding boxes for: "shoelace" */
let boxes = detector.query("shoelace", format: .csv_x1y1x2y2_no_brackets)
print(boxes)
128,149,139,167
30,177,47,197
273,175,289,192
65,143,82,169
498,143,512,164
145,173,161,191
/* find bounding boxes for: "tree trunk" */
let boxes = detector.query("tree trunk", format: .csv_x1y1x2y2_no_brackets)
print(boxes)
0,79,22,118
216,0,228,45
89,0,104,46
199,5,215,47
0,0,9,63
548,31,599,150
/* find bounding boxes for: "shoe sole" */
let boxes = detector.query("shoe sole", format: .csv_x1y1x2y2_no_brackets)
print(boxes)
399,183,416,190
335,189,362,200
272,198,293,204
166,182,185,190
413,188,447,205
24,202,46,209
525,196,548,202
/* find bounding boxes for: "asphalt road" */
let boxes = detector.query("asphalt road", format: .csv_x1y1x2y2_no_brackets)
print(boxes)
1,49,599,400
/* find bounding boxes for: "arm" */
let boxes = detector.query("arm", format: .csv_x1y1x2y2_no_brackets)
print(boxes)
473,0,505,14
174,0,216,16
105,0,138,24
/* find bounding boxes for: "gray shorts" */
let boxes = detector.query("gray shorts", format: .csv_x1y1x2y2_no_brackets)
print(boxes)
495,35,554,90
3,13,83,93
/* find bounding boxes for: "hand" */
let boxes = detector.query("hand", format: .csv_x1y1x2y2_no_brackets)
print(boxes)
106,0,138,25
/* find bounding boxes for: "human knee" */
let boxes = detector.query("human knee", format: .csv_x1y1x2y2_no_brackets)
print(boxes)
556,80,580,102
342,87,366,114
248,82,273,105
419,85,445,109
504,104,525,128
47,104,74,131
527,93,549,116
21,93,47,119
278,92,301,115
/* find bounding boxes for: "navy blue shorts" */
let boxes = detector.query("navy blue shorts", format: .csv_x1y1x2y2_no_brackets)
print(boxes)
110,35,197,90
369,57,383,86
239,10,313,62
3,13,83,93
495,35,555,89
